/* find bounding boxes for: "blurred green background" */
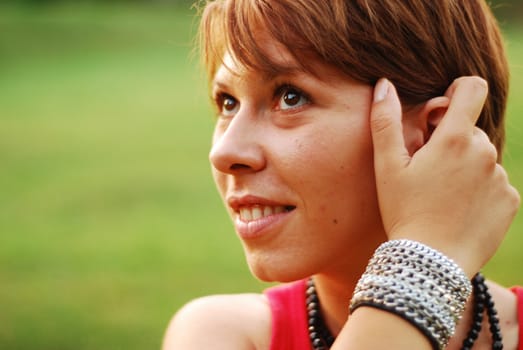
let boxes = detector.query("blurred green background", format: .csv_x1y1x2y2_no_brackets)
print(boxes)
0,1,522,349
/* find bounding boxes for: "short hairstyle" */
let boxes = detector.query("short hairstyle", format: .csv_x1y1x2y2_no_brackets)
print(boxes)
198,0,509,158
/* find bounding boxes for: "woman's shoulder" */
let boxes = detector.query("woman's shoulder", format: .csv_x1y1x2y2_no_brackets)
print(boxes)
162,293,272,350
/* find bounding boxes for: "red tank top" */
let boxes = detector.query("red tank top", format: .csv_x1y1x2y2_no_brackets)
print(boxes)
512,286,523,350
265,280,523,350
265,279,310,350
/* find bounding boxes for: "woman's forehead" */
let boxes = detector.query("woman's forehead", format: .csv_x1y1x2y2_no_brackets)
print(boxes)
213,48,304,84
214,32,349,88
224,28,305,73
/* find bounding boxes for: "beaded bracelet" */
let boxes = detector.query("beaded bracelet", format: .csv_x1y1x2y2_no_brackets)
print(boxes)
349,239,472,350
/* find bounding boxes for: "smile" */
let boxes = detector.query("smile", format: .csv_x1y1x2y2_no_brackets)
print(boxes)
239,205,295,222
234,204,296,239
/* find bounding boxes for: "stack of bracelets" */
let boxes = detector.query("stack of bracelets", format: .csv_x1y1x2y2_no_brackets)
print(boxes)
350,239,472,349
306,240,503,350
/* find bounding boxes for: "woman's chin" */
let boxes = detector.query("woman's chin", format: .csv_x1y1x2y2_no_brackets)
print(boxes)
245,254,313,283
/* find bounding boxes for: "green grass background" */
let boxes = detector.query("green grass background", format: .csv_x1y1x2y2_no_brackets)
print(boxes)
0,4,522,349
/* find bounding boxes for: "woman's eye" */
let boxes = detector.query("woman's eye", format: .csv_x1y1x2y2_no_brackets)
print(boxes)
219,94,239,117
277,87,309,111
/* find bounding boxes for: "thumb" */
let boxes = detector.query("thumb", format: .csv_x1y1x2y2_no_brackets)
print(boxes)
370,78,410,173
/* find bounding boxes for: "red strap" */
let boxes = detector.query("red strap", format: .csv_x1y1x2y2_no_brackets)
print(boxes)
511,286,523,350
265,280,310,350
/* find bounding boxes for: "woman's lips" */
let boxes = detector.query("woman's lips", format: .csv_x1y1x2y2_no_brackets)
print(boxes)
234,204,295,238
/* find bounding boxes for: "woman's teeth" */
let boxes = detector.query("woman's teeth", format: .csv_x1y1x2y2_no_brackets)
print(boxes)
239,205,293,221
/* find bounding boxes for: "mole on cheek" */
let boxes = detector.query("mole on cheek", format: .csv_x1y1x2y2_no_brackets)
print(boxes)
332,219,338,224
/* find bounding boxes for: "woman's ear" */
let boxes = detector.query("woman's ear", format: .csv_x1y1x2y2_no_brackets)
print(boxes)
421,96,450,140
401,96,450,155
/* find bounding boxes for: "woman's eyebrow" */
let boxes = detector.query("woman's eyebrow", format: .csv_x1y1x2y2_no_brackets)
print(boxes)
212,80,229,90
211,63,312,91
262,65,309,81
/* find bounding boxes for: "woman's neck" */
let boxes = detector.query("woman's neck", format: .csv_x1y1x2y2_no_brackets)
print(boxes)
312,233,386,336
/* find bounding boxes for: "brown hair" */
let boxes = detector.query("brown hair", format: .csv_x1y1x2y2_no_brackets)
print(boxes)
198,0,509,157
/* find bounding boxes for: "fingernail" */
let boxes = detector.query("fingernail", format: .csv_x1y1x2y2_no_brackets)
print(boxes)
374,78,389,102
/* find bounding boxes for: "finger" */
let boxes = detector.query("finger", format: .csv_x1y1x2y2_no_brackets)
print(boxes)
472,126,492,144
472,127,498,169
493,164,521,220
435,77,488,137
370,79,410,173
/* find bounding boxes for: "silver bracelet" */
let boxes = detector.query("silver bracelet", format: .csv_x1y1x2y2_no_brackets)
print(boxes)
350,239,472,350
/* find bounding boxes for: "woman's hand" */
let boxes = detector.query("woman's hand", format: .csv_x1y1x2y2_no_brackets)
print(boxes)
369,77,520,277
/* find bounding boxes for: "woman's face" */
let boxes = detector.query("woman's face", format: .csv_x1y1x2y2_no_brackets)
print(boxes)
209,36,386,282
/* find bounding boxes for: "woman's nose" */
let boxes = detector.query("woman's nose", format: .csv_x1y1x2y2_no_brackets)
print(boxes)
209,114,266,175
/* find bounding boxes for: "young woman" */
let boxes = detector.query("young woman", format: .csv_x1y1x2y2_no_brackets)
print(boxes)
164,1,522,349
